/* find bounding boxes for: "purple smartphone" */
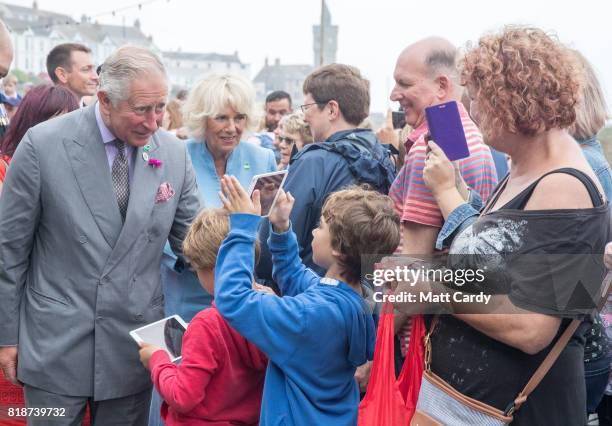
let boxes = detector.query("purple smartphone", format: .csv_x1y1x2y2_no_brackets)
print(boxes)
425,101,470,161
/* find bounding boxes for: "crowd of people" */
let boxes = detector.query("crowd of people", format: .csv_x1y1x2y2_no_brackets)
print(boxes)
1,15,612,426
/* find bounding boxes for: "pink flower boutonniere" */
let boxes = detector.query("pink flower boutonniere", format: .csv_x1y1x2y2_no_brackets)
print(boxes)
148,158,162,168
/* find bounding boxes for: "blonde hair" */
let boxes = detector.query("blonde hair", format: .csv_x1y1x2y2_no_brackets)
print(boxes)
570,51,608,141
183,209,260,271
183,74,259,140
165,99,183,131
279,111,313,146
3,73,17,85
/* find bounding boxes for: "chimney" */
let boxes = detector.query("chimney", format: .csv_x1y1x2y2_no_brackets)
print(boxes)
134,19,141,29
274,58,280,66
80,14,87,24
32,1,38,10
264,57,269,67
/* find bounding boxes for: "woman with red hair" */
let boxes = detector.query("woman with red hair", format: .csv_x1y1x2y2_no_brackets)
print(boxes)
0,84,79,192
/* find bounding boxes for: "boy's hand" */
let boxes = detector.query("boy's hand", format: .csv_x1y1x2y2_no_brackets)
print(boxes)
138,342,164,370
219,175,261,216
269,190,294,233
355,361,372,393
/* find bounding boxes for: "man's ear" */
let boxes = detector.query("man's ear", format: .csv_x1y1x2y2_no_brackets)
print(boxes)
97,91,112,114
54,67,69,84
435,75,452,100
327,99,341,121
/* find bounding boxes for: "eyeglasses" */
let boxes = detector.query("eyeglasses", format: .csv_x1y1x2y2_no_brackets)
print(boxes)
213,113,248,126
278,136,296,144
299,101,330,113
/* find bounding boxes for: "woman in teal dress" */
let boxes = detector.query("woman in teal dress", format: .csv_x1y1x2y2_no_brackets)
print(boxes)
150,74,275,426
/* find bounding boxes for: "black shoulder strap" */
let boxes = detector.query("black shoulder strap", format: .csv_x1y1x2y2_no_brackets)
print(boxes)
507,168,604,210
482,174,510,215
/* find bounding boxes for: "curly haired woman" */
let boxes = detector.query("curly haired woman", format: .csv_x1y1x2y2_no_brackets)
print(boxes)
399,26,611,425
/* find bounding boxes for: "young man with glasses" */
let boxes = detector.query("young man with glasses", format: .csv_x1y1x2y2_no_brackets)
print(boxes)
257,63,396,281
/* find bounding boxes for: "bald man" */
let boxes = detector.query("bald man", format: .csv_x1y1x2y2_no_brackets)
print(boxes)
387,37,498,352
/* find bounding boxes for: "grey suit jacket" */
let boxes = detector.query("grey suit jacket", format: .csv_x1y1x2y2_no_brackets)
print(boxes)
0,105,201,400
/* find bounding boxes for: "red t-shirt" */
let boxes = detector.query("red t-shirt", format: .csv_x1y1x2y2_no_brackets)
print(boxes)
149,303,267,426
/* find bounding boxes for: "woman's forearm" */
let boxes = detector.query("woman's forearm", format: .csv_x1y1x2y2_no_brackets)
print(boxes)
454,312,561,355
432,187,468,220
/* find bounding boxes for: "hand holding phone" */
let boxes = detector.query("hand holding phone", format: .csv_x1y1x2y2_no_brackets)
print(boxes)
130,315,188,362
425,101,469,161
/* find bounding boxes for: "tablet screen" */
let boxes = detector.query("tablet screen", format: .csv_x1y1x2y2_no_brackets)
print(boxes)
250,171,288,216
131,316,186,360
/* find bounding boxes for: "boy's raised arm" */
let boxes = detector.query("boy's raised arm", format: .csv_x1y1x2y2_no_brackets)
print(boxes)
215,176,309,364
268,191,319,296
214,213,307,365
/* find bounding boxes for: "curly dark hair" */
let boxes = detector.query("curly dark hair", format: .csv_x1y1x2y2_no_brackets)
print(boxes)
460,26,581,140
321,186,400,284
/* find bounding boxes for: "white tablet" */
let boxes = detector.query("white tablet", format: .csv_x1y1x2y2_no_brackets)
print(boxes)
247,170,289,217
129,315,188,362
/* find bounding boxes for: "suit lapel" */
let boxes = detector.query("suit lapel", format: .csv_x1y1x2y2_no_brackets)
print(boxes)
104,133,163,271
63,106,122,248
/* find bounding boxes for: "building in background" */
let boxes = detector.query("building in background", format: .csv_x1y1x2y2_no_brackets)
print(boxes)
253,58,312,106
254,1,337,106
312,0,337,67
162,50,250,90
0,1,249,93
1,0,341,108
0,2,157,77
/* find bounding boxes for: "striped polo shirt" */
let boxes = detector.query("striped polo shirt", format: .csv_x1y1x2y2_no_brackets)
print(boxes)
389,102,497,228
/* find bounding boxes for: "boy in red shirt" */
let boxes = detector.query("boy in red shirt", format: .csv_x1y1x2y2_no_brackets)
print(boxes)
138,209,268,425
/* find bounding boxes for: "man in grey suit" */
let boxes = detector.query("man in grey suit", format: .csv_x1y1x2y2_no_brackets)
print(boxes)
0,46,200,424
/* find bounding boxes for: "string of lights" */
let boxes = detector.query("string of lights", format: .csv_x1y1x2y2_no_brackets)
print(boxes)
8,0,171,31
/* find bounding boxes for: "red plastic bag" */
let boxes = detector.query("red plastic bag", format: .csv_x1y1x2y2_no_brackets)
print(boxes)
358,301,426,426
398,314,425,418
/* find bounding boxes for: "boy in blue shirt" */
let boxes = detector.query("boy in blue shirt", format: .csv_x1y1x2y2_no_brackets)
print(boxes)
215,175,400,425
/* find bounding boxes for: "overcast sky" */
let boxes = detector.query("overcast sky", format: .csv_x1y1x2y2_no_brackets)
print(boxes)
8,0,612,114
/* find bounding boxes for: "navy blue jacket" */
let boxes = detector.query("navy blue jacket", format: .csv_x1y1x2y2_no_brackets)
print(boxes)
256,128,396,283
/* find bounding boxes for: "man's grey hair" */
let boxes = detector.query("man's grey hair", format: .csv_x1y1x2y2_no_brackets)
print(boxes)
99,45,167,105
425,47,460,84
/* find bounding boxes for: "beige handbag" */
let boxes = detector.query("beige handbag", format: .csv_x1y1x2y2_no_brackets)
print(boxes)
410,316,582,425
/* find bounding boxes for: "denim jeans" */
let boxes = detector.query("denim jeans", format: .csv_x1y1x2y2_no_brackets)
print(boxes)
585,351,612,413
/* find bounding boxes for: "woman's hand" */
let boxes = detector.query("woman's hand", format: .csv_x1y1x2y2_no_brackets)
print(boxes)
138,342,164,370
268,190,294,233
219,175,261,216
423,141,457,197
